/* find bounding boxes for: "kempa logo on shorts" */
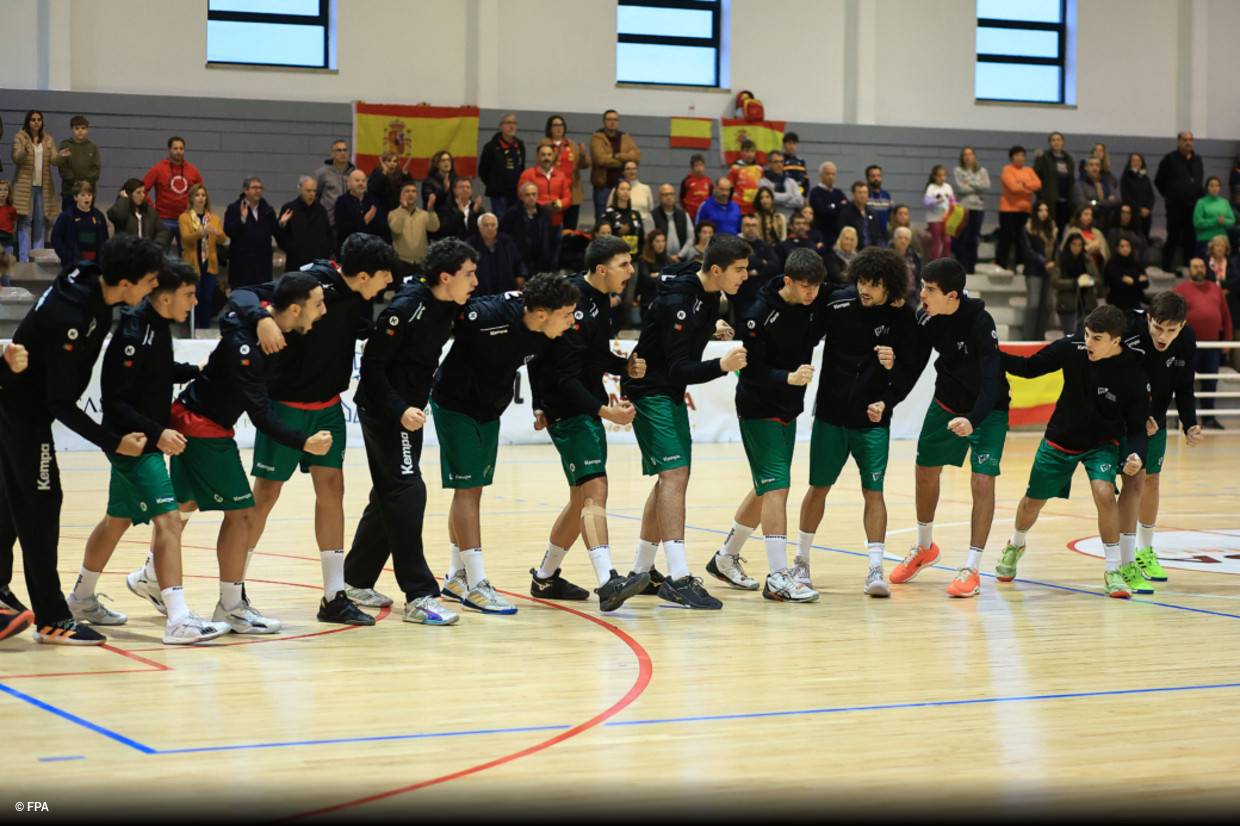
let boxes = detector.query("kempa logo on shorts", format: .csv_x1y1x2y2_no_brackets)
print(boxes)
399,432,415,476
37,443,53,491
660,454,681,462
760,476,777,485
233,494,252,502
156,497,175,505
256,462,276,472
584,458,601,466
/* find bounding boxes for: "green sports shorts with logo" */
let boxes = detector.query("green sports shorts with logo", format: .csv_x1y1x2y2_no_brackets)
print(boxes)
106,453,179,525
251,400,346,481
630,395,692,476
739,417,796,495
431,400,500,489
1025,439,1119,500
169,435,255,511
547,414,609,486
915,401,1007,476
808,419,890,491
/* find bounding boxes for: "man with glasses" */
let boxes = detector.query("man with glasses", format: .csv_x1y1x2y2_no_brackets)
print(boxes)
758,151,805,218
479,114,526,220
223,177,278,291
314,140,355,230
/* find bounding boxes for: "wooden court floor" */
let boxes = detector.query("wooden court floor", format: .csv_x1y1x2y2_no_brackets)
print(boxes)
3,431,1240,820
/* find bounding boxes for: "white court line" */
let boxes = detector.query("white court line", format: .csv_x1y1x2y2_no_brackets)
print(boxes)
885,517,1071,536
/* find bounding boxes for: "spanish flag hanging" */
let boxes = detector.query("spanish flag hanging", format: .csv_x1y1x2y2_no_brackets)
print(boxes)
669,116,713,149
719,118,785,165
1001,342,1063,426
352,102,480,178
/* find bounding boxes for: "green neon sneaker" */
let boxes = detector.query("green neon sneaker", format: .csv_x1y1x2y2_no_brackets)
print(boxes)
1134,547,1168,581
995,543,1025,582
1104,569,1133,599
1119,561,1154,594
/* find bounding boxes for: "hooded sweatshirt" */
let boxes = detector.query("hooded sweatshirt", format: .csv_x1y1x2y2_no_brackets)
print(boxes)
908,296,1011,427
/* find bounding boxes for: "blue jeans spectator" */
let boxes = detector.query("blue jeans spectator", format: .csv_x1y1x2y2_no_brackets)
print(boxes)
16,185,46,262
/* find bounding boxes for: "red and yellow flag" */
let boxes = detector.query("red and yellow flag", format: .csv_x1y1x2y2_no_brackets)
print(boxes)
1001,342,1062,426
352,102,480,178
720,118,785,165
669,116,712,149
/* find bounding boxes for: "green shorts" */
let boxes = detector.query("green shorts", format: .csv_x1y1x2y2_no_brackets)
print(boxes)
548,415,608,487
915,402,1008,476
1025,439,1119,500
431,400,499,489
809,419,890,491
252,400,346,480
631,395,692,476
739,418,796,495
106,453,179,525
1119,428,1167,475
170,435,255,511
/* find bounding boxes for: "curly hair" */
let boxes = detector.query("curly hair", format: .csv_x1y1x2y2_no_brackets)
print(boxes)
845,246,908,301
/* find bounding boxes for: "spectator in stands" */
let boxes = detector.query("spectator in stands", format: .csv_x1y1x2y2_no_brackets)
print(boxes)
334,169,382,248
275,176,334,272
891,226,922,303
622,161,655,227
998,145,1041,271
1212,235,1240,369
422,150,460,212
1193,177,1236,259
730,213,781,322
887,204,924,258
11,110,65,261
824,226,859,283
1104,236,1149,310
757,150,804,217
684,220,715,263
478,113,525,218
142,135,202,253
631,228,669,324
1106,204,1147,266
652,184,692,260
1079,143,1118,189
179,183,224,328
1020,201,1058,340
602,180,644,256
0,181,17,256
224,176,279,291
56,115,100,213
1073,156,1121,231
841,181,880,251
752,187,786,244
538,115,590,231
1033,131,1074,236
809,161,849,248
1175,257,1232,428
923,166,954,262
1053,232,1102,335
729,140,763,216
1062,205,1110,273
106,178,168,248
386,180,439,278
313,139,355,230
500,182,554,275
780,211,824,267
952,147,990,274
1156,131,1205,272
468,212,525,295
865,165,892,239
795,205,827,254
434,176,483,241
518,144,571,270
1121,152,1155,242
781,132,808,198
590,110,641,220
50,181,108,266
696,178,741,236
366,151,413,243
679,153,713,220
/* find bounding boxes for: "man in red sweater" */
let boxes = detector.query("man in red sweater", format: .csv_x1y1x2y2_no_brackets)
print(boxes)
1174,257,1233,428
518,145,571,270
142,136,204,252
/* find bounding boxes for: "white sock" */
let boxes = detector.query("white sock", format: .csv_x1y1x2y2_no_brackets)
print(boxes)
243,547,256,579
796,530,814,561
448,542,463,577
1010,528,1028,549
866,541,885,567
917,521,934,550
461,548,485,589
764,534,787,574
320,549,345,598
144,550,157,580
1136,522,1155,550
72,567,101,601
587,545,614,585
162,586,189,625
1119,533,1137,567
719,521,755,557
633,538,659,573
664,539,689,580
219,580,244,611
965,546,984,569
537,543,569,579
1103,541,1121,572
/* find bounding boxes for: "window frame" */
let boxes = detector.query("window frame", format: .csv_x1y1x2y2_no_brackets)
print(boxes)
975,0,1072,105
206,0,337,72
616,0,727,89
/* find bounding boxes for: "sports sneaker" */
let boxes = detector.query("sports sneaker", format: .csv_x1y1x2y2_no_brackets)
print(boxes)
318,590,376,626
163,613,231,645
461,580,518,615
33,618,106,645
656,575,722,610
596,569,650,612
529,568,590,601
995,543,1026,582
946,567,981,598
1104,569,1133,599
790,556,813,589
633,567,666,596
1135,547,1168,581
706,553,759,590
344,585,394,608
0,584,28,613
67,592,128,626
1119,562,1154,595
125,566,167,615
440,571,468,603
403,595,460,626
0,608,34,642
213,600,282,634
890,542,940,584
864,565,890,597
762,569,819,603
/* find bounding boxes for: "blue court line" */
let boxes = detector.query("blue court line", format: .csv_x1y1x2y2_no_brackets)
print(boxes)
37,755,85,762
153,723,572,755
0,683,156,754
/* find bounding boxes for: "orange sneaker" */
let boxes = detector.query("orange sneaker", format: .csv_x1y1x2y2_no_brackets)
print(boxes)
946,567,980,598
890,542,940,583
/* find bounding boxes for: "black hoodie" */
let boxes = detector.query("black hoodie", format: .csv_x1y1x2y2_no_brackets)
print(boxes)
1122,309,1198,432
907,296,1011,427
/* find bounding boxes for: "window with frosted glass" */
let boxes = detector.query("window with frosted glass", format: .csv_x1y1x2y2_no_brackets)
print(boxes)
617,0,726,88
207,0,336,70
975,0,1072,104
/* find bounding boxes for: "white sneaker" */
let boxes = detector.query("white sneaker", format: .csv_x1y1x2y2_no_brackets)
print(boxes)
790,556,813,589
460,580,517,615
126,566,167,616
864,565,890,598
706,553,759,590
344,585,393,608
67,592,128,625
212,600,283,634
163,613,231,645
440,571,468,603
403,596,460,626
762,569,819,603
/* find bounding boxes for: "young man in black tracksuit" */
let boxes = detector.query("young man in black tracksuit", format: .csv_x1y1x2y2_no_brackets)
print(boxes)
998,304,1151,598
342,238,478,627
528,236,651,612
796,246,918,598
888,259,1012,599
0,235,162,645
431,273,580,615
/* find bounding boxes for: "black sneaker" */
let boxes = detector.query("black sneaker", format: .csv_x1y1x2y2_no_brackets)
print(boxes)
0,608,34,642
529,568,590,601
596,569,651,613
0,585,28,613
33,618,107,645
633,567,666,596
317,591,376,626
657,575,723,610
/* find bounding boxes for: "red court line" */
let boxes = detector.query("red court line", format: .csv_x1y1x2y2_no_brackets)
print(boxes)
274,591,654,822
